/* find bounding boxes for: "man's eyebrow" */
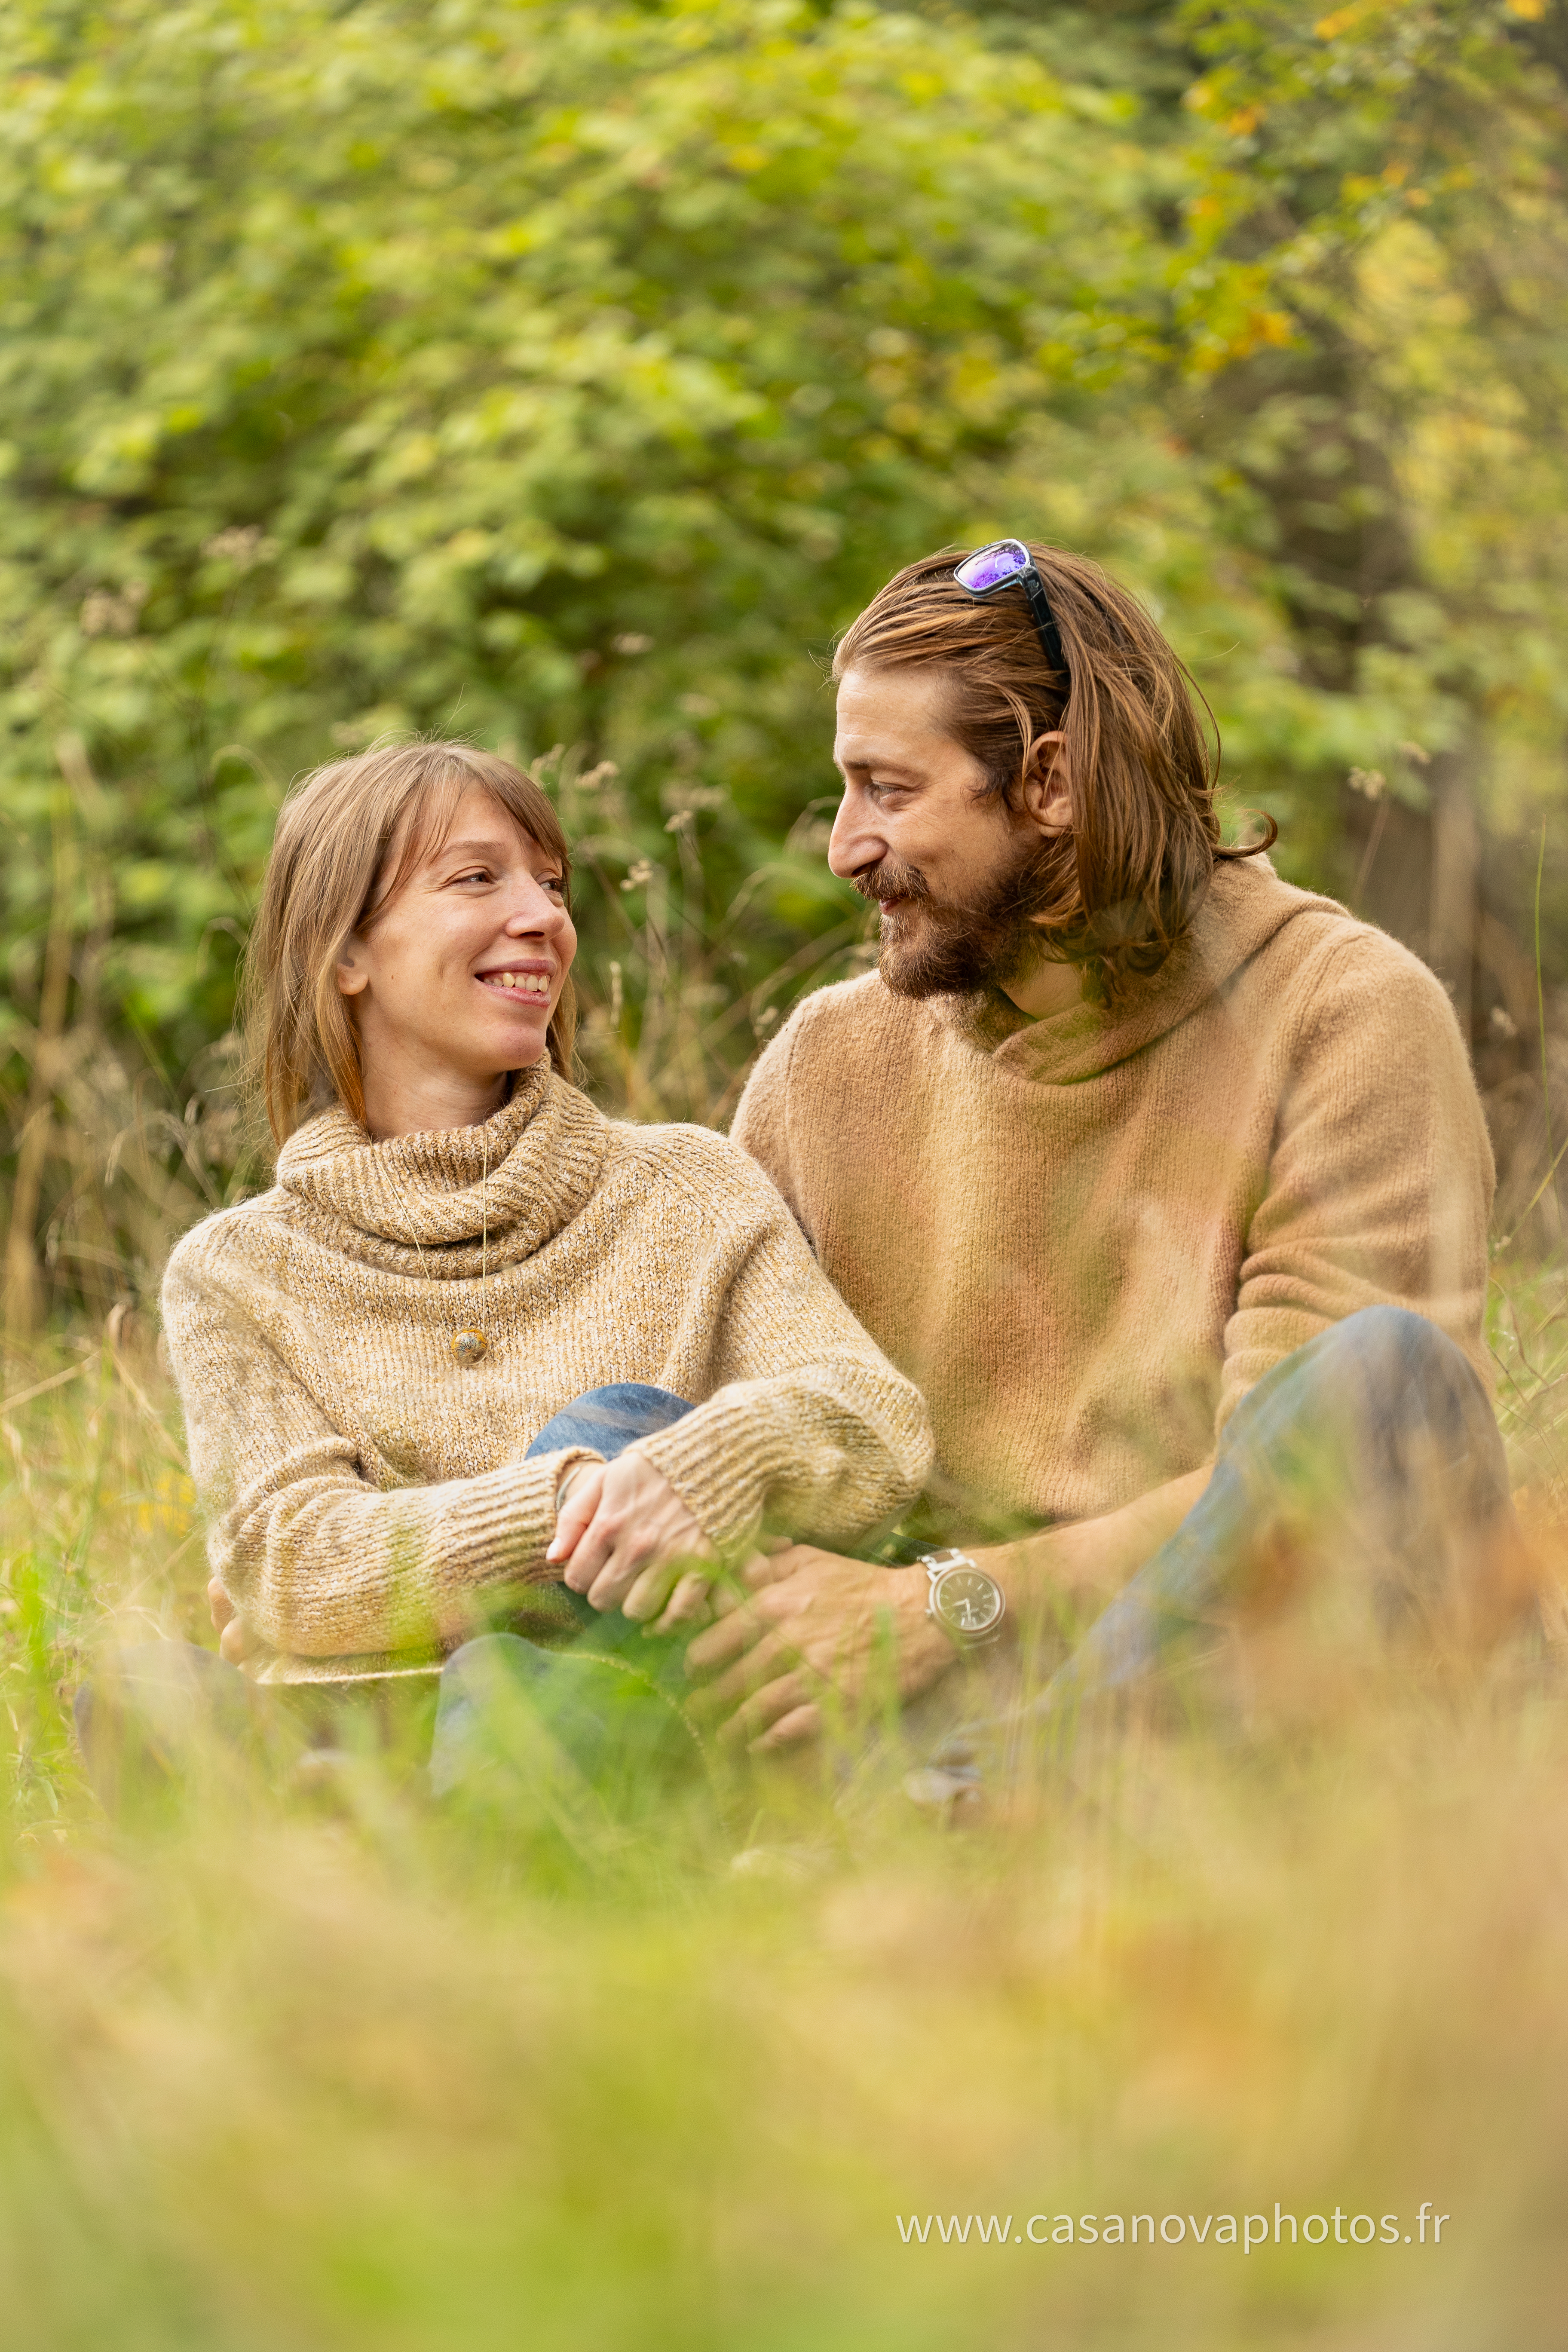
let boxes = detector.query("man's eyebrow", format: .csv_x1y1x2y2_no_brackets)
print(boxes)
834,750,920,776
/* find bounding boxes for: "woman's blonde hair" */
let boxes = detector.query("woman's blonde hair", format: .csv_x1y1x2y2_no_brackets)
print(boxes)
244,741,576,1145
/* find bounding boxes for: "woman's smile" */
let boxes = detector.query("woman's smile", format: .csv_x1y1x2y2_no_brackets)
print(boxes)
477,965,553,998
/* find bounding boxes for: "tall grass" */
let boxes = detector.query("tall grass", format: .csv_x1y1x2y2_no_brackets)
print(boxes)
0,1317,1566,2348
4,771,1568,2345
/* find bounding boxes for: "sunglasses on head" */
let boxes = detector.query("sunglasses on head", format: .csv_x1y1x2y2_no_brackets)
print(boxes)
953,539,1069,696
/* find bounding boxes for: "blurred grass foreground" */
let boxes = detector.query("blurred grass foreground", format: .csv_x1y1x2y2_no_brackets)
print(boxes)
2,1281,1568,2349
8,0,1568,2345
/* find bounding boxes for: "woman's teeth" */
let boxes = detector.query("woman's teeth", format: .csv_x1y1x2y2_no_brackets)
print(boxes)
485,971,551,995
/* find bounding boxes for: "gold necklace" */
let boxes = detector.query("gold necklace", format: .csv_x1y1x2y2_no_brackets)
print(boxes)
388,1118,494,1369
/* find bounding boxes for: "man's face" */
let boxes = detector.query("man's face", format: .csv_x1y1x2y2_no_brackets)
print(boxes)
828,663,1061,998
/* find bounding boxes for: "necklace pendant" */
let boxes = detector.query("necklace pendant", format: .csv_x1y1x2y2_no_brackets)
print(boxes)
451,1330,488,1369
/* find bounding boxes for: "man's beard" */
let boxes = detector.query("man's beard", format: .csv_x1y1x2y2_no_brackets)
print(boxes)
853,837,1072,999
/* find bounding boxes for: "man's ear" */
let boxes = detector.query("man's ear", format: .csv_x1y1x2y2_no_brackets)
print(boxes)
1019,732,1073,839
336,937,370,998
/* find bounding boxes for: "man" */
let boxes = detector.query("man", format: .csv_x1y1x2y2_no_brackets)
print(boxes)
691,538,1527,1752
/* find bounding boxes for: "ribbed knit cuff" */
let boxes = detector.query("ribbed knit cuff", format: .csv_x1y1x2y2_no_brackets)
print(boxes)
437,1444,607,1595
630,1403,792,1557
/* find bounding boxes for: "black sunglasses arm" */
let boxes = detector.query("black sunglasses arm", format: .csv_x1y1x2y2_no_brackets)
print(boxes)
1020,569,1069,689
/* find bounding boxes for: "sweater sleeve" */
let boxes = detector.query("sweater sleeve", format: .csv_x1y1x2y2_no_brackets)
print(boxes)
623,1146,933,1550
1219,929,1495,1430
162,1234,603,1671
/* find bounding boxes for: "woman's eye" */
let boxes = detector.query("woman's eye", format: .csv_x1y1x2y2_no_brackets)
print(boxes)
452,868,492,886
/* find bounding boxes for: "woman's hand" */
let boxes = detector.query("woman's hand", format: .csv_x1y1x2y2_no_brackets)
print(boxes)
683,1544,958,1750
208,1574,255,1666
545,1455,716,1626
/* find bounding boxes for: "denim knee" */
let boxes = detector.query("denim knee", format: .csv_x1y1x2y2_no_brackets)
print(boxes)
1242,1306,1484,1433
440,1631,541,1690
524,1383,693,1462
1317,1304,1463,1380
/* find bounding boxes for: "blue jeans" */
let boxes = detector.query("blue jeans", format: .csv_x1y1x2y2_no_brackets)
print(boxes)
952,1306,1522,1761
429,1384,701,1800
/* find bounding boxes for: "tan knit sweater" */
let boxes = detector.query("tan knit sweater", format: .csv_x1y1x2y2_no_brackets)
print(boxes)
162,1065,932,1684
731,859,1494,1538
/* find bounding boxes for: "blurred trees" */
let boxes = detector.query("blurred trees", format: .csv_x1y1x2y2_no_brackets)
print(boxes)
3,0,1568,1312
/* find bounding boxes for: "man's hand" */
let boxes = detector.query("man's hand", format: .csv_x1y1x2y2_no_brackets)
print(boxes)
208,1574,255,1666
683,1544,959,1751
546,1454,716,1626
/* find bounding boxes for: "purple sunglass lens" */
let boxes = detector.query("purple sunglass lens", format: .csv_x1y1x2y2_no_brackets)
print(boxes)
954,540,1031,594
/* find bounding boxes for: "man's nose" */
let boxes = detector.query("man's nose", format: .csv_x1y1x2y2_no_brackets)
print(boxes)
827,791,886,879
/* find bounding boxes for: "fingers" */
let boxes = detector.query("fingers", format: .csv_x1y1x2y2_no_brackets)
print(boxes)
545,1463,606,1568
689,1629,796,1714
716,1669,815,1747
648,1571,714,1636
585,1526,708,1615
554,1461,661,1597
684,1590,778,1675
559,1497,640,1597
218,1615,251,1666
620,1555,698,1626
207,1576,234,1634
692,1552,773,1631
744,1544,805,1587
553,1459,713,1611
753,1701,821,1752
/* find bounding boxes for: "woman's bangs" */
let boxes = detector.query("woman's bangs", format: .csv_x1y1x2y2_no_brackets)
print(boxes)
362,756,569,928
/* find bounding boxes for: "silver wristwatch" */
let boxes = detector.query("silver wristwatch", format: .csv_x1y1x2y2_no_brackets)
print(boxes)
921,1548,1006,1650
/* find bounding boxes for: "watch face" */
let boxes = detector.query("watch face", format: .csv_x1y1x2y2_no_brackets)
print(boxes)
932,1567,1004,1636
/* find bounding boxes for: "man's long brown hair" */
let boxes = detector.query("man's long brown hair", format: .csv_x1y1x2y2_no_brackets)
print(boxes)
833,544,1275,998
244,741,576,1145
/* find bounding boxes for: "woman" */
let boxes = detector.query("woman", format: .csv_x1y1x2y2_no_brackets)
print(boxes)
124,742,931,1788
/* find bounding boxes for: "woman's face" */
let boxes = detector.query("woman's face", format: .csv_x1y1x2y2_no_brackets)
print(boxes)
337,783,577,1118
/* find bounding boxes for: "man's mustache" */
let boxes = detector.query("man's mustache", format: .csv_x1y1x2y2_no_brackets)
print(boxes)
850,858,931,906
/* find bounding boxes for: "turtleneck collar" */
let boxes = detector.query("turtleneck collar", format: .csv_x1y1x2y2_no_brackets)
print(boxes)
274,1063,611,1275
933,858,1348,1086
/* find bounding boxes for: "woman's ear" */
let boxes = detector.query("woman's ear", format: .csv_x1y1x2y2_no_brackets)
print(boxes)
1020,732,1073,838
336,937,369,998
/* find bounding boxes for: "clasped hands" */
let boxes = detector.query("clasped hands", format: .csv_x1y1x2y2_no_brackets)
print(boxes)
548,1461,962,1747
211,1451,962,1749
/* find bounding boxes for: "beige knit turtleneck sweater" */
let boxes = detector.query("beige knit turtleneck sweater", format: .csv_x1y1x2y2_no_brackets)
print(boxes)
161,1066,932,1685
732,859,1495,1540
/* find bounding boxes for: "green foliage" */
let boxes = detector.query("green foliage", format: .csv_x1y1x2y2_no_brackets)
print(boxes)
3,0,1568,1306
0,0,1178,1065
